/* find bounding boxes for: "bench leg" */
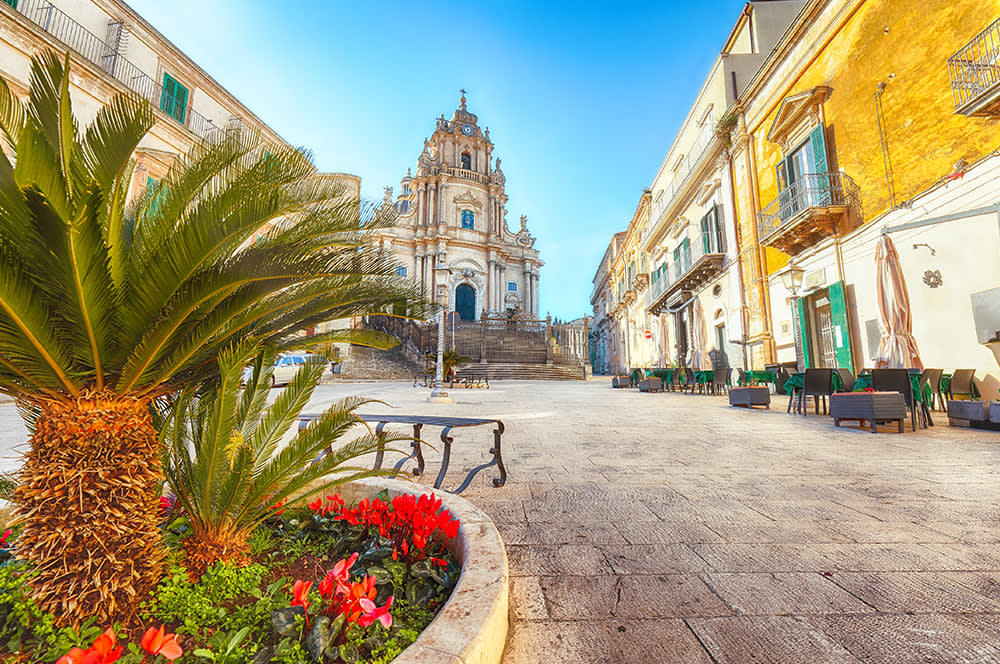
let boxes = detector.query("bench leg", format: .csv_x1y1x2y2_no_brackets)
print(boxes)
452,421,507,494
373,422,387,470
435,427,454,490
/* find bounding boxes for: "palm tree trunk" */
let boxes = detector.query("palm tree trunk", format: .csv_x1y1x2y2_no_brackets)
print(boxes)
183,528,251,580
14,393,164,627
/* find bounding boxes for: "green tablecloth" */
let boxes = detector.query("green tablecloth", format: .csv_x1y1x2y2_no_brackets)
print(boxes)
783,371,844,395
652,368,676,384
940,373,981,399
693,370,714,384
738,370,778,386
852,373,926,404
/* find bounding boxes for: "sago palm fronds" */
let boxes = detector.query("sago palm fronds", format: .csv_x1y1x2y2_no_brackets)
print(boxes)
160,344,406,578
0,52,429,626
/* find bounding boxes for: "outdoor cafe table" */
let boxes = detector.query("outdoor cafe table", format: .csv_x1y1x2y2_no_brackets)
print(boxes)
783,371,844,413
693,370,714,387
738,369,777,386
940,372,982,399
651,368,678,386
853,372,927,404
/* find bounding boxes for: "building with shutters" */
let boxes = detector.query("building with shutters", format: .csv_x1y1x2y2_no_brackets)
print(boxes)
0,0,359,204
732,0,1000,398
379,93,543,322
593,0,1000,398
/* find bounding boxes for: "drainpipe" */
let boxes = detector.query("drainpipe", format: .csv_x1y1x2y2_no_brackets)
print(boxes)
740,110,776,365
725,144,752,370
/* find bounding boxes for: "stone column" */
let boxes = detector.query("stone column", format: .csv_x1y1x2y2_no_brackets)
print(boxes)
486,256,494,315
437,182,447,224
416,185,424,227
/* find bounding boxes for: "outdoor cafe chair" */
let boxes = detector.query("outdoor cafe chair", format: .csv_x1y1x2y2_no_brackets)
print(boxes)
835,368,856,393
683,367,696,395
946,369,977,402
800,368,835,416
918,368,944,410
711,367,731,395
871,368,922,430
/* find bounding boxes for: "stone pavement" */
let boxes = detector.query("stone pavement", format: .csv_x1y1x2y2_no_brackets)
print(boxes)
3,378,1000,661
299,378,1000,664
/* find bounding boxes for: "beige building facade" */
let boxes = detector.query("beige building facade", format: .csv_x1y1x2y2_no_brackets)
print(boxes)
381,94,542,322
0,0,358,205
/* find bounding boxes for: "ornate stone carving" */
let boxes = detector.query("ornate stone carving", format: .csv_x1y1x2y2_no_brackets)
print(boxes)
453,190,483,209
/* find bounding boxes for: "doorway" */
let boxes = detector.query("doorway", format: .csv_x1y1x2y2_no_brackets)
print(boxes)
455,284,476,321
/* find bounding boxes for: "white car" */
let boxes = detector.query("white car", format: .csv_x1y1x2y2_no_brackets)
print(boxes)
242,354,312,387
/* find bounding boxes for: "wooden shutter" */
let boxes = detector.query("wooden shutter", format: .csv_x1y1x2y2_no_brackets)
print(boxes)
827,280,854,370
161,74,188,124
810,125,828,174
797,296,811,369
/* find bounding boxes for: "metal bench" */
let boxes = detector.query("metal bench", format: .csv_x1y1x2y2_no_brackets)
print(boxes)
298,413,507,494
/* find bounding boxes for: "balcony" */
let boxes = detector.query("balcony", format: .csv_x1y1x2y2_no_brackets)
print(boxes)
646,231,726,315
949,17,1000,117
8,0,225,140
757,172,860,256
444,167,489,185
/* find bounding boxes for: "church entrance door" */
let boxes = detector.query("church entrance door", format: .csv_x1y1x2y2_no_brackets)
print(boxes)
456,284,476,321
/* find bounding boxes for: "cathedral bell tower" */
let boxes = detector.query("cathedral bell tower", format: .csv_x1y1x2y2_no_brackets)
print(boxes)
382,92,542,321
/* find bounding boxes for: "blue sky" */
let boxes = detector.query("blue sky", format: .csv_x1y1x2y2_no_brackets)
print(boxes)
129,0,750,320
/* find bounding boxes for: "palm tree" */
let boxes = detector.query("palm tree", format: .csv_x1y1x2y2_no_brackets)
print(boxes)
160,344,406,578
0,53,427,627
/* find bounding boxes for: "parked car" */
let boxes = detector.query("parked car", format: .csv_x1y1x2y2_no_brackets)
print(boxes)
241,354,311,387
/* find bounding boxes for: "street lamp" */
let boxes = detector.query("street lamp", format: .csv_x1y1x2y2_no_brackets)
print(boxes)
428,263,452,404
779,261,806,371
779,261,805,296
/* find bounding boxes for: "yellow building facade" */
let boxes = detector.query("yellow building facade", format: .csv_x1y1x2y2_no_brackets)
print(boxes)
733,0,1000,397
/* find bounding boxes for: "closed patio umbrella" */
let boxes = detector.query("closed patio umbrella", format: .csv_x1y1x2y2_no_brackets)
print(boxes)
689,298,712,370
875,233,923,369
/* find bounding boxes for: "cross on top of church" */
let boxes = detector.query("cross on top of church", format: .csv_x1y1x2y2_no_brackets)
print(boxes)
459,89,467,110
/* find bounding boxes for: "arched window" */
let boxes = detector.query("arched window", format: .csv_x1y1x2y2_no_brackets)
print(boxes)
461,210,474,229
461,152,471,170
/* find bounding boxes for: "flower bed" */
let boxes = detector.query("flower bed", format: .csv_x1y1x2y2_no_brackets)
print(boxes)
0,480,508,664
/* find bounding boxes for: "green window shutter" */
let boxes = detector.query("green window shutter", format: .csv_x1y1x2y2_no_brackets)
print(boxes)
775,161,788,192
4,0,18,8
810,125,828,175
160,73,188,125
796,296,811,369
827,280,854,370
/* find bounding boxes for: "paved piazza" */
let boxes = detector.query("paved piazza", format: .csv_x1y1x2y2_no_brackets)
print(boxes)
2,378,1000,662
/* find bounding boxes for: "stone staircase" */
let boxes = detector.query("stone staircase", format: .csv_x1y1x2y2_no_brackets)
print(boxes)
340,346,425,380
457,362,586,381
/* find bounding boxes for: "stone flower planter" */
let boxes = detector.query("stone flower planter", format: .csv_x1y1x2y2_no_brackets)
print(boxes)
334,478,509,664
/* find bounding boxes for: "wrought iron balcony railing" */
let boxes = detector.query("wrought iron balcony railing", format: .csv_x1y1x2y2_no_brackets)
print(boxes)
9,0,224,140
757,171,860,242
949,17,1000,116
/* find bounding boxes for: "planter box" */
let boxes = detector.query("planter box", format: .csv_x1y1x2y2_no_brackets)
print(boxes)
612,376,633,388
830,391,906,433
638,377,663,393
948,400,989,425
729,386,770,409
990,402,1000,423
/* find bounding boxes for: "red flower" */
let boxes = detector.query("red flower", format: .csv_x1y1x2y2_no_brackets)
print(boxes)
270,498,287,515
140,626,183,661
57,629,122,664
358,595,394,629
291,579,312,612
0,528,12,548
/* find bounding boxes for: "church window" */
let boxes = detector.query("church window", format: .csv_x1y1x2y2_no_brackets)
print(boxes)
507,281,517,292
461,210,474,229
395,266,407,277
461,152,471,170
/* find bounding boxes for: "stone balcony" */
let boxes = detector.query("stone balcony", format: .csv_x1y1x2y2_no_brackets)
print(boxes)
757,171,860,256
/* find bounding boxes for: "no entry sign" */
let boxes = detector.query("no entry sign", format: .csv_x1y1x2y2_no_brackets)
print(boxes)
644,330,652,339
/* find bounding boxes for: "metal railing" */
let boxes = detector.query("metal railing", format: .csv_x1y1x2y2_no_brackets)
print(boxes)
757,171,860,240
647,116,718,237
11,0,223,140
949,17,1000,111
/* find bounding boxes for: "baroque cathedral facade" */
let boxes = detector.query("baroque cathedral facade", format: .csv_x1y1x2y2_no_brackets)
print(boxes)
378,93,542,321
